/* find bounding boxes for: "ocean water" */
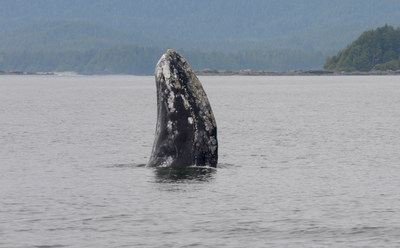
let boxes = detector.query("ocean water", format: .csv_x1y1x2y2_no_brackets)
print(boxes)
1,75,400,247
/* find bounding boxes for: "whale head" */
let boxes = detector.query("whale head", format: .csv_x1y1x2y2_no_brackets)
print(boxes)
147,49,218,168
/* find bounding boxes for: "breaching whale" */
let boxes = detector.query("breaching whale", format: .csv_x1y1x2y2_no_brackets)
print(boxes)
147,49,218,168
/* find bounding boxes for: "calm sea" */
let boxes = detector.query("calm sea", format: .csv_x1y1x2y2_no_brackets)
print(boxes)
1,75,400,247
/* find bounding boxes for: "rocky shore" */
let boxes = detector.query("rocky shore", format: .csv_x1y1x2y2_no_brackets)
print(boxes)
0,70,54,75
195,68,400,76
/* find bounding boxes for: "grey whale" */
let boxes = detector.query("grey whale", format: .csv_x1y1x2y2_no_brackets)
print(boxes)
147,49,218,168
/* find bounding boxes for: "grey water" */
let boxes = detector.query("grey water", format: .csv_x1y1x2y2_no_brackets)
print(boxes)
1,75,400,247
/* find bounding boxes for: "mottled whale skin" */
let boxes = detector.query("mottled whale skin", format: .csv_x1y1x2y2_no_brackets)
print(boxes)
147,49,218,168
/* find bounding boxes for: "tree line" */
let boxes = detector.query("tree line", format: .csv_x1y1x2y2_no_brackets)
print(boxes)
0,46,327,74
325,25,400,71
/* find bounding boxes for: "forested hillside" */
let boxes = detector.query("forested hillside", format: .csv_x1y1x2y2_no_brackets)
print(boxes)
1,0,400,73
0,46,327,74
325,25,400,71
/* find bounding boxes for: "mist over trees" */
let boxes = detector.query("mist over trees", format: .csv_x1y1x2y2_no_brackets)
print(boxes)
1,1,400,73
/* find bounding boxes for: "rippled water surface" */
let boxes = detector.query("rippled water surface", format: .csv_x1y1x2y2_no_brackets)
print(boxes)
1,75,400,247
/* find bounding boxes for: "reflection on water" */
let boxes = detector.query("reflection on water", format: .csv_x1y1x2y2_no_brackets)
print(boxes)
154,166,216,183
104,163,146,168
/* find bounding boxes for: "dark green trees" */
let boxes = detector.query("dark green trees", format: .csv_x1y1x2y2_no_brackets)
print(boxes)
325,25,400,71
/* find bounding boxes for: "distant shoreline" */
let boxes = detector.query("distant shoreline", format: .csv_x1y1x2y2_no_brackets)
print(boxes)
2,69,400,76
0,71,55,76
194,68,400,76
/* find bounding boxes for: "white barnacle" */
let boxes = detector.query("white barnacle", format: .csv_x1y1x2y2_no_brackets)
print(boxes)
172,68,178,79
168,91,176,112
155,60,164,79
188,117,193,124
167,120,173,131
180,94,190,109
162,61,171,79
160,156,173,167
